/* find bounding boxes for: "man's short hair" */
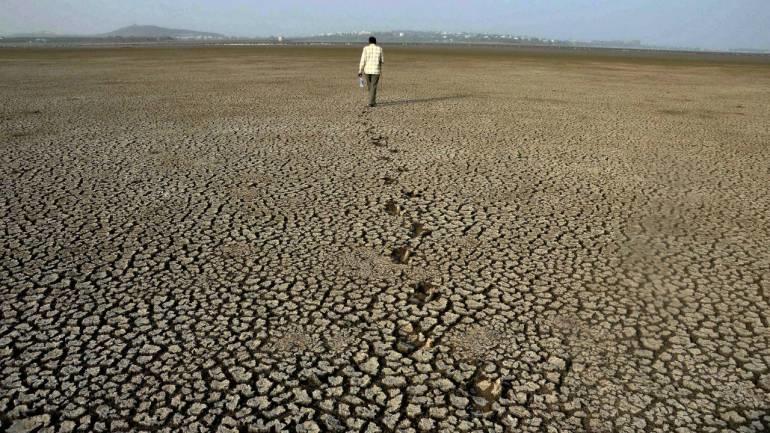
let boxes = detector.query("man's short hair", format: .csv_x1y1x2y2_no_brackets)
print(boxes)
369,36,376,44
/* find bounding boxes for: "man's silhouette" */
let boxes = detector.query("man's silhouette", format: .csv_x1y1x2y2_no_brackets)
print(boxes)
358,36,384,107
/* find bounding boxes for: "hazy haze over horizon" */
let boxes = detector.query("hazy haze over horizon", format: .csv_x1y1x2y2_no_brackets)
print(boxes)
2,0,769,50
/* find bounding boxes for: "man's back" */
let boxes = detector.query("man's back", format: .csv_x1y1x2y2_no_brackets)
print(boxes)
360,44,384,75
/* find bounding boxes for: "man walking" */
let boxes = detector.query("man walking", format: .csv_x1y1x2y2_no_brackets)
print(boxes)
358,36,384,107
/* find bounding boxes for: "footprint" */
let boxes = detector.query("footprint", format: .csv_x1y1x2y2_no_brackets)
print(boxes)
385,200,403,216
410,222,431,238
395,322,431,354
409,280,439,305
392,246,412,264
383,176,398,185
470,376,502,413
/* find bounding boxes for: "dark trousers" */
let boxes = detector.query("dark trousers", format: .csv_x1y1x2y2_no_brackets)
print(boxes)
365,74,380,106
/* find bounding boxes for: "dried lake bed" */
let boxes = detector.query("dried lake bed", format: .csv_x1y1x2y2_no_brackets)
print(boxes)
1,45,769,432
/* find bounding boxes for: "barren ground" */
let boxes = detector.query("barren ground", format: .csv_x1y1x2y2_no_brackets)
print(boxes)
1,46,769,432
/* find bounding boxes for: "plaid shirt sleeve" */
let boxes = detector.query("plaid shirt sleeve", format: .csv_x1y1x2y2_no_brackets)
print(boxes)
359,48,366,74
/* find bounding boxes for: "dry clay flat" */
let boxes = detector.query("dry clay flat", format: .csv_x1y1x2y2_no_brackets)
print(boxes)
1,45,769,433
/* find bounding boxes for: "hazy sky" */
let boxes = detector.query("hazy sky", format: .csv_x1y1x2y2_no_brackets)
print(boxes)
2,0,770,50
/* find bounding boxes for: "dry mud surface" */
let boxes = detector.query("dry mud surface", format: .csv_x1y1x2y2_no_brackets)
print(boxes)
1,46,769,432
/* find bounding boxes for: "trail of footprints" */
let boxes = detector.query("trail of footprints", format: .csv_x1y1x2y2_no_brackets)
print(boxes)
358,109,504,415
360,109,436,302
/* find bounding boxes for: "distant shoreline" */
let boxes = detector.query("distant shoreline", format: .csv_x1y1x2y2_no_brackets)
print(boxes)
1,40,769,64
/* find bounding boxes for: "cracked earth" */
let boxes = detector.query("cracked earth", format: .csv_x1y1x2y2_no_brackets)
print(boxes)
1,46,769,432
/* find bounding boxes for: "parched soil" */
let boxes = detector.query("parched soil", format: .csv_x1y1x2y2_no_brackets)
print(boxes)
1,45,769,433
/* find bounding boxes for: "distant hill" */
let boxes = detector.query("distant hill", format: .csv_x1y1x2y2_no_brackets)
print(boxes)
101,25,225,39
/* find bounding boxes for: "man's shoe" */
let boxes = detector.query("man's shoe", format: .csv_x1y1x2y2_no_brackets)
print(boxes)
369,104,376,107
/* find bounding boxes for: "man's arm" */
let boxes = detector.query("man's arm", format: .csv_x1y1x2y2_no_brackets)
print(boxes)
379,49,384,66
358,48,366,75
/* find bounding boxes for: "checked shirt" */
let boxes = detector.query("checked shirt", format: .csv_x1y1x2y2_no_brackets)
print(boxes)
359,44,384,75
